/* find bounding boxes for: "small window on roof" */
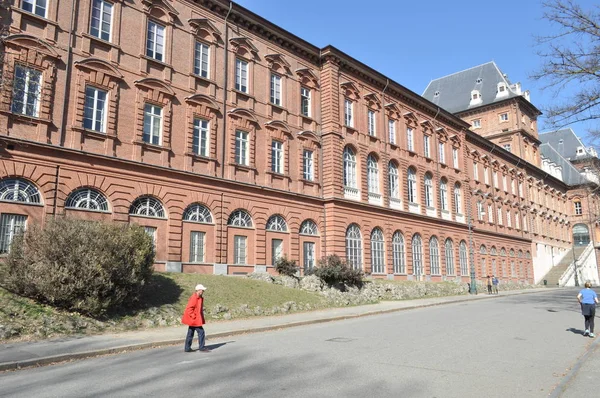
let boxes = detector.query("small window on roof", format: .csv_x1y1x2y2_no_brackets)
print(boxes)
434,91,440,97
476,78,482,84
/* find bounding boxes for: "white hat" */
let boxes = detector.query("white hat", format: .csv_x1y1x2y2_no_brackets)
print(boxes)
195,284,207,291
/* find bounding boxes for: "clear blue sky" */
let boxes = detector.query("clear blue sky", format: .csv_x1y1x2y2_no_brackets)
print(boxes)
236,0,597,147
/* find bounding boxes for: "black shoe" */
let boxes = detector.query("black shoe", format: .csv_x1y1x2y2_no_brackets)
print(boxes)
198,348,212,352
184,349,193,353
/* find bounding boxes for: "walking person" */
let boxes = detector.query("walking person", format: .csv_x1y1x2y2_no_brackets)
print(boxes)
577,282,599,338
182,284,211,352
487,275,493,295
492,275,499,295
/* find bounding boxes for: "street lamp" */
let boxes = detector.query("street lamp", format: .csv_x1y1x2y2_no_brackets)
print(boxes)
467,213,478,294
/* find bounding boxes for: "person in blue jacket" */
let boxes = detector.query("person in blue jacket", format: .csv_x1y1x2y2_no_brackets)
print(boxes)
577,282,599,337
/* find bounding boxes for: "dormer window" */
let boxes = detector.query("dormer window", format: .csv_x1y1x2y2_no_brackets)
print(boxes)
576,146,585,155
469,90,482,106
434,91,440,97
496,82,508,98
476,78,482,84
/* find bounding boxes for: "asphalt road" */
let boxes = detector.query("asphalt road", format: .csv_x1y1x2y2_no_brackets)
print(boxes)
0,289,597,398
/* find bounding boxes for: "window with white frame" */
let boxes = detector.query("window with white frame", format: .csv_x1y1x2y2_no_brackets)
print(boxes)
500,113,509,122
388,119,396,144
344,99,353,127
367,110,376,136
523,216,528,231
189,231,205,263
497,207,503,225
303,149,314,181
300,87,311,117
504,144,511,152
515,212,520,229
271,140,284,174
452,148,459,169
493,170,498,187
424,173,434,208
346,224,362,270
502,174,507,191
83,86,107,133
142,104,162,145
454,183,462,214
506,210,512,227
303,241,315,271
228,209,252,227
235,130,249,166
370,228,385,274
184,204,213,223
445,238,454,275
90,0,113,41
408,167,417,203
194,41,210,78
233,235,247,264
367,155,379,194
266,215,287,232
472,119,481,128
473,161,479,180
146,20,165,61
271,238,283,265
459,241,468,275
488,204,494,223
440,179,448,211
144,226,157,249
0,214,27,254
300,219,318,235
192,118,210,157
423,135,431,158
11,65,42,117
484,166,489,184
430,236,440,275
477,201,484,220
412,234,423,276
130,196,165,218
343,147,357,188
270,73,282,106
575,201,582,215
65,188,109,211
235,58,248,93
511,178,516,194
407,128,414,151
519,182,524,197
388,162,399,200
22,0,46,17
392,231,405,274
438,142,446,164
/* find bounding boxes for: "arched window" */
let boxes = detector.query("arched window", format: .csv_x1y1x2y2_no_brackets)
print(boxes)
65,188,109,211
573,223,590,246
412,233,423,276
183,203,213,223
370,228,385,273
129,196,165,218
266,215,287,232
445,238,454,276
346,224,362,270
392,231,405,274
0,178,42,204
518,250,523,258
509,249,515,257
430,236,440,275
228,209,253,227
480,245,487,255
343,146,357,188
300,219,318,235
454,182,462,214
407,167,417,203
367,154,379,194
440,178,448,211
459,240,468,276
389,162,399,199
424,172,434,208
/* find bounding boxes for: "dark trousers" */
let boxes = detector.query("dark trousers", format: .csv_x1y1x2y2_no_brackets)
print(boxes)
487,285,492,294
184,326,205,351
583,305,596,333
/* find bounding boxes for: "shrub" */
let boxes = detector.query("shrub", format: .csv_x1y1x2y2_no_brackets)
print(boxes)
0,217,155,317
307,255,364,289
275,256,299,278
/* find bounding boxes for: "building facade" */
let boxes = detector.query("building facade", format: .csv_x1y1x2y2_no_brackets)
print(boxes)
1,0,578,284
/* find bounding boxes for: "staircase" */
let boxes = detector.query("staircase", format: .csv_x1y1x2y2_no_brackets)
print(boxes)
542,246,587,286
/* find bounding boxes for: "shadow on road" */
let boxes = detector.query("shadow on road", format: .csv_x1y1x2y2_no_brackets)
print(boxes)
205,341,233,351
566,327,586,336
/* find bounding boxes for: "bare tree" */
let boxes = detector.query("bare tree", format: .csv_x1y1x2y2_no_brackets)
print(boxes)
531,0,600,134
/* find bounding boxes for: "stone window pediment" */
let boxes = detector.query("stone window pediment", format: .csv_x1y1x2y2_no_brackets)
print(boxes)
134,78,175,97
4,34,61,60
188,18,222,43
74,58,123,80
265,120,293,137
295,68,319,88
228,108,259,126
142,0,178,23
340,81,360,101
185,94,220,113
384,103,401,119
297,130,320,144
265,53,291,74
364,93,381,110
403,111,418,125
230,37,258,58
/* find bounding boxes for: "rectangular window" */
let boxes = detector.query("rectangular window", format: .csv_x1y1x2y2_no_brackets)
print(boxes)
575,202,583,215
423,135,430,158
500,113,509,122
407,128,414,151
519,182,524,198
472,119,481,128
515,213,520,229
22,0,46,17
502,175,507,191
477,201,484,221
507,211,512,228
11,65,42,117
235,58,248,93
511,179,516,194
503,144,511,152
388,120,396,144
146,20,165,61
192,118,210,157
83,86,107,133
484,166,489,185
344,99,353,127
194,41,210,78
144,226,157,249
497,208,503,225
300,87,311,117
493,171,498,187
189,231,205,263
233,235,247,265
473,161,479,180
303,241,315,271
368,110,376,136
272,239,283,265
235,130,249,166
303,149,314,181
488,205,494,223
90,0,113,41
142,104,162,145
0,214,27,254
452,148,459,169
523,216,528,231
271,140,284,174
438,142,446,164
270,73,282,106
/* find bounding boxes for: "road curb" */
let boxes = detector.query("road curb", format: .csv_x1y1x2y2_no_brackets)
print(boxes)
0,288,552,372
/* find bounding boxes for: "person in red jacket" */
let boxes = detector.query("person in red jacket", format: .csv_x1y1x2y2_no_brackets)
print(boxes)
182,284,211,353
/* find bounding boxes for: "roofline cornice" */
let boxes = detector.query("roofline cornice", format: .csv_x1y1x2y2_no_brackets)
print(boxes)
456,96,542,118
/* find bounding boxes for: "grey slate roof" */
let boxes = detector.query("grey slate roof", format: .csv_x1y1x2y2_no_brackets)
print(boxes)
422,61,521,114
539,143,586,185
539,128,595,161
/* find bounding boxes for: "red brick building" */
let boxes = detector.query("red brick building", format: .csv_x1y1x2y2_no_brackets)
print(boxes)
1,0,580,284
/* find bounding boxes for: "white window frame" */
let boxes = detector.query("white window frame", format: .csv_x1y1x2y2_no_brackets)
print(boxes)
477,201,484,220
473,161,479,180
22,0,46,17
235,58,248,93
408,168,417,204
412,234,423,276
488,204,494,223
189,231,205,263
90,0,113,42
344,99,353,127
343,147,357,189
0,214,27,254
303,149,314,181
368,110,376,136
11,65,42,117
472,119,481,128
303,241,315,271
507,210,512,228
300,86,311,117
392,231,405,274
346,224,362,270
459,241,468,276
454,184,462,214
370,228,385,274
575,202,582,215
440,179,448,211
445,239,455,276
430,236,440,275
235,130,249,166
146,20,165,61
438,142,446,164
497,208,503,225
452,148,459,169
423,135,431,158
500,113,509,122
367,155,379,194
484,166,490,185
194,41,210,78
83,85,107,133
388,119,396,144
407,128,414,151
389,162,399,199
271,140,284,174
270,73,282,106
193,118,210,157
144,226,157,249
424,173,434,208
233,235,247,265
143,104,163,145
271,238,283,265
